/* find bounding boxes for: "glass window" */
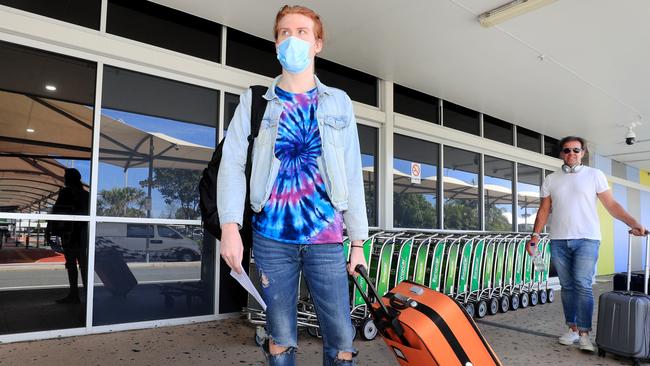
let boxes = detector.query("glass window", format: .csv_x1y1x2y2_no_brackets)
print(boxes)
107,0,221,63
484,156,514,231
315,58,378,106
126,224,153,238
0,41,96,214
483,115,513,145
226,28,279,78
544,136,559,158
0,219,88,335
98,66,218,220
517,126,542,153
93,223,213,325
443,146,480,230
0,0,101,30
223,92,240,132
517,163,542,232
442,101,479,135
358,124,378,227
393,135,438,229
393,84,438,124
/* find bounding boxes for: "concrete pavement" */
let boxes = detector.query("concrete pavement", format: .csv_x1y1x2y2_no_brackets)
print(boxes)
0,276,638,365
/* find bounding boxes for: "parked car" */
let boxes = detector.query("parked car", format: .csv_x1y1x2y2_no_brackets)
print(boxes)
96,223,201,262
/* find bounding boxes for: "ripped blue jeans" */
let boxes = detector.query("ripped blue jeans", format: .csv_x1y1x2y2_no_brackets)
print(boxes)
252,232,357,366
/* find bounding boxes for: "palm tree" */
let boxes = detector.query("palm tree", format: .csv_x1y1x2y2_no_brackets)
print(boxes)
97,187,146,217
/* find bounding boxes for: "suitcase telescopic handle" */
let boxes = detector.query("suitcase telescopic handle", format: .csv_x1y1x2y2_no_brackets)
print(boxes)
353,265,409,345
627,230,650,294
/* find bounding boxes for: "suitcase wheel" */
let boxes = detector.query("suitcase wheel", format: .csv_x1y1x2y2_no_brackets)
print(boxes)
520,292,529,308
529,291,538,306
476,300,488,318
359,317,377,341
488,298,499,315
499,296,509,313
547,289,555,303
510,294,520,310
539,290,548,304
597,349,605,358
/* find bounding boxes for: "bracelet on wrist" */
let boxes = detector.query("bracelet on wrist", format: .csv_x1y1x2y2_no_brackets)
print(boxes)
351,245,364,249
530,232,540,239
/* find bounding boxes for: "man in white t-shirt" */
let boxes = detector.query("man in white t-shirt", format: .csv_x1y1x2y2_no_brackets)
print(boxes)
527,136,646,353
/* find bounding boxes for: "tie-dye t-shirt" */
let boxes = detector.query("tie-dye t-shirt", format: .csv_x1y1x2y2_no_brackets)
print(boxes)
252,86,343,244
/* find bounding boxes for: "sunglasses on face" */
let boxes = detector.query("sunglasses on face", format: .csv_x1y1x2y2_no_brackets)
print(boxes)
562,147,583,154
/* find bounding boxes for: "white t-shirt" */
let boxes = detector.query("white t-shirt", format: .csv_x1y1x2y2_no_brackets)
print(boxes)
541,166,609,240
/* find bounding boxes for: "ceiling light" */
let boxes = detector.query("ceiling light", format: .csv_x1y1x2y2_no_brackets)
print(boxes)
45,84,57,91
26,128,35,133
478,0,557,28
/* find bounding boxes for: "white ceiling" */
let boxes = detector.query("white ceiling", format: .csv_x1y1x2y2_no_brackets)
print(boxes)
153,0,650,171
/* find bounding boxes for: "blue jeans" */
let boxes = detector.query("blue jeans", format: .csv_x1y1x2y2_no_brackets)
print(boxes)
252,232,357,366
550,239,600,332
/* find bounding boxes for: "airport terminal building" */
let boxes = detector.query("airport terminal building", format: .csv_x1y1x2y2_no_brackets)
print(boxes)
0,1,649,343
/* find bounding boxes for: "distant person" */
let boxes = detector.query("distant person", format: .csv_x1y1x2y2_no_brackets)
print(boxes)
46,168,90,304
217,5,368,365
527,136,646,352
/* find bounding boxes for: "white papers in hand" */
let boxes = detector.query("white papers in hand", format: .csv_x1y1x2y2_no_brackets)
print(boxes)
230,269,267,311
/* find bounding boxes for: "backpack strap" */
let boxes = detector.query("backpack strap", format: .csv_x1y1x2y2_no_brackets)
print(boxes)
249,85,267,140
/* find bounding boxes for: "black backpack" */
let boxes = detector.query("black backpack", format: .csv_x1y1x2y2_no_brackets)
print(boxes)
198,85,268,240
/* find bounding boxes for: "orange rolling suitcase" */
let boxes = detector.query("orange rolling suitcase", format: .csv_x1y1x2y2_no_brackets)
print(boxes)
353,265,502,366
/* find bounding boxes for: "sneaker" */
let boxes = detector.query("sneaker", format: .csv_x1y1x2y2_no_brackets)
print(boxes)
558,330,579,345
579,334,595,352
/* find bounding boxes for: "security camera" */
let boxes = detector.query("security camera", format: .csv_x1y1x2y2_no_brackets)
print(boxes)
626,127,637,145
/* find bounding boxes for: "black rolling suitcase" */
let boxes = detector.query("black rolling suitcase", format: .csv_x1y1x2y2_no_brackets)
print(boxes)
613,271,646,292
596,232,650,366
95,247,138,297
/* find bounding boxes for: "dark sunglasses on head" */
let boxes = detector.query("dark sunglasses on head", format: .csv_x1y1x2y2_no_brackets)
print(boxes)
562,147,583,154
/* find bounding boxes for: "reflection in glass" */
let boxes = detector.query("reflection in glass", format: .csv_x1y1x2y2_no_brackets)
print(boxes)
484,156,514,231
358,125,378,226
517,163,542,232
0,41,95,214
0,219,87,335
98,67,218,219
443,146,480,230
394,84,438,124
393,135,438,229
517,126,542,153
483,115,513,145
93,223,213,325
442,101,479,135
544,136,559,158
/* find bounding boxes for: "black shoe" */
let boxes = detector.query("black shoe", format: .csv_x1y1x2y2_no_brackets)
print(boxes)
55,295,81,304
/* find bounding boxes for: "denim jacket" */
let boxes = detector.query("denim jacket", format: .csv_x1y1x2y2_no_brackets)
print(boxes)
217,76,369,241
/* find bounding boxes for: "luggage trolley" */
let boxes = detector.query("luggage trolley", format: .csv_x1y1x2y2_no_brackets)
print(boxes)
453,235,485,317
441,235,466,297
466,234,501,318
497,235,521,311
509,236,530,309
530,236,554,304
427,234,454,292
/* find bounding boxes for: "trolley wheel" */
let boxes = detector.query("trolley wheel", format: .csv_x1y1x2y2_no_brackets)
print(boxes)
499,296,510,313
254,326,266,347
547,289,555,303
307,326,322,339
597,349,606,358
520,292,529,308
530,291,539,306
464,303,475,318
488,298,499,315
510,294,520,310
359,317,377,341
539,289,548,304
476,301,488,318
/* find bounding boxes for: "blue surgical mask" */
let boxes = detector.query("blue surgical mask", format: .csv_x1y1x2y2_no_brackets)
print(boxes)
276,37,312,74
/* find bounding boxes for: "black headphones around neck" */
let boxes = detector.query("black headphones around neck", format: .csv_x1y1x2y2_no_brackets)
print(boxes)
561,164,583,174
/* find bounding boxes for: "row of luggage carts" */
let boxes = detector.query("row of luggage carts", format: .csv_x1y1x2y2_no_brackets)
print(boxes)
244,230,555,343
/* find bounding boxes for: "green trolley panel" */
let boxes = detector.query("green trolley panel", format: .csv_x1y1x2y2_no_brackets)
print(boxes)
469,239,485,293
412,240,431,285
443,242,460,296
429,240,446,291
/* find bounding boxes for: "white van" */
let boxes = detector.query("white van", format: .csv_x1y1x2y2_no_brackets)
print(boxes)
96,223,201,262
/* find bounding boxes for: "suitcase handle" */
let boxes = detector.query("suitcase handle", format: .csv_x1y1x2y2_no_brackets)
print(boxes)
627,231,650,294
352,265,409,346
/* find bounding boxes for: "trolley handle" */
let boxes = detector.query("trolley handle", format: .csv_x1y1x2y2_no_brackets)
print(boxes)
627,230,650,295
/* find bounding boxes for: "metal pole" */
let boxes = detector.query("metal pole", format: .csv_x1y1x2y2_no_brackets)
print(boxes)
145,136,153,263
